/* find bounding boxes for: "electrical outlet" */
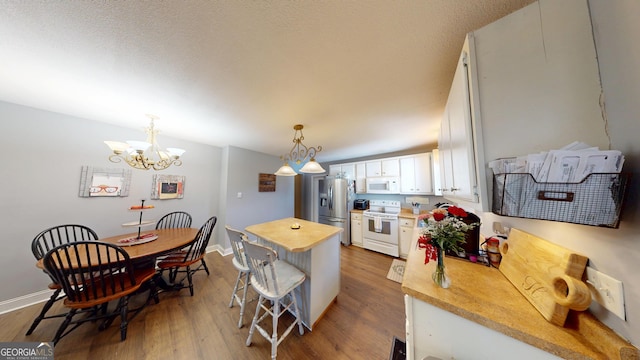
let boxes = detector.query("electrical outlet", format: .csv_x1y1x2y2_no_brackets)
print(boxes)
585,266,626,320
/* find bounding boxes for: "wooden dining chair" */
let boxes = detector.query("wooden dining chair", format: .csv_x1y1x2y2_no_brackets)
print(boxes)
243,240,306,360
26,224,99,336
155,211,193,229
42,241,158,346
225,225,252,328
157,216,217,296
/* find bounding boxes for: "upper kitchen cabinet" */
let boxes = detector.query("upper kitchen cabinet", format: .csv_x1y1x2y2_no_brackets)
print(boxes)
439,0,604,212
366,158,400,177
355,162,366,194
329,163,355,179
438,36,486,209
400,153,433,195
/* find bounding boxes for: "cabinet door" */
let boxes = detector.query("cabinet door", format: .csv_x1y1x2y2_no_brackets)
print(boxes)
414,153,433,194
399,218,415,258
438,114,454,195
342,163,355,180
400,157,417,193
440,51,478,203
355,162,366,194
382,158,400,176
350,213,363,247
366,161,382,177
329,164,341,176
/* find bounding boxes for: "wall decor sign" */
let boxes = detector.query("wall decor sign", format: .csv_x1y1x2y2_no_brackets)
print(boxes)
151,174,185,199
79,166,132,197
259,173,276,192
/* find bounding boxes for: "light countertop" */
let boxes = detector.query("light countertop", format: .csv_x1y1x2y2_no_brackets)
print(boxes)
401,229,639,359
245,217,343,252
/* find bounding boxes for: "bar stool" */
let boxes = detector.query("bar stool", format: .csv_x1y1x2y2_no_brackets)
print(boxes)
242,240,305,360
225,225,252,328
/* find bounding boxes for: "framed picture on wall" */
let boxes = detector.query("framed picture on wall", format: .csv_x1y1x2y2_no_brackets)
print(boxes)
259,173,276,192
151,174,185,199
78,166,132,197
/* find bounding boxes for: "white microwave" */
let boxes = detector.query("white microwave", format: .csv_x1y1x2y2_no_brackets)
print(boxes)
365,177,400,194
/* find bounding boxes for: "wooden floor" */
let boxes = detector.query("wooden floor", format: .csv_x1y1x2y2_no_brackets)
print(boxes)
0,245,406,359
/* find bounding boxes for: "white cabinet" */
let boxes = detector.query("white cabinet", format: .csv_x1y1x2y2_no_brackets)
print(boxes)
438,36,486,209
329,163,355,179
355,162,366,194
366,158,400,177
400,153,433,194
404,295,561,360
398,217,415,259
350,212,363,247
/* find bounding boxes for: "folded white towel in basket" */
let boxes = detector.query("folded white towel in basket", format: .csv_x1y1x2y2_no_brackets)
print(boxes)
374,216,382,233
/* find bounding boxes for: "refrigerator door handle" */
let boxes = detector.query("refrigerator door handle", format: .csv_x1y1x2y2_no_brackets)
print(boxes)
328,185,333,210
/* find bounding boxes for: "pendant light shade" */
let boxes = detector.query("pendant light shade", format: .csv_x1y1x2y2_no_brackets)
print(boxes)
274,124,326,176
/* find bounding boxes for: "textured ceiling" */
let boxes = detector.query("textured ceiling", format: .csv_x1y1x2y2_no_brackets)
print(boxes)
0,0,535,162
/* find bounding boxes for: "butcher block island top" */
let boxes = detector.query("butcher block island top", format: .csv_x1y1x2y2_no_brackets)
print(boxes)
245,217,343,252
402,231,638,360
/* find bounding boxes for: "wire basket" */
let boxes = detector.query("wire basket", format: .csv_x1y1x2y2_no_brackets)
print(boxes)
492,173,629,228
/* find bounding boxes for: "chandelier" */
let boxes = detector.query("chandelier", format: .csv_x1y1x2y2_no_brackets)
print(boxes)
104,115,185,171
275,124,326,176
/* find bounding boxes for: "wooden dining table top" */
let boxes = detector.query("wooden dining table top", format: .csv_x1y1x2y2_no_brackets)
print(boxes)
36,227,198,269
100,227,199,260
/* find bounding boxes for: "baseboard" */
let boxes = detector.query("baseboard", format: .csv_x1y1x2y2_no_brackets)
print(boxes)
206,244,231,256
0,245,231,316
0,289,52,315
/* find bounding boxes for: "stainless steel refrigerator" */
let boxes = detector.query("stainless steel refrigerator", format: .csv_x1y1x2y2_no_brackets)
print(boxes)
318,176,354,245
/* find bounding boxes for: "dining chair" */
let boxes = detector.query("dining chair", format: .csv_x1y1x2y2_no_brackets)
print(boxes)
155,211,193,229
225,225,252,328
157,216,217,296
243,240,305,360
42,241,158,346
26,224,99,336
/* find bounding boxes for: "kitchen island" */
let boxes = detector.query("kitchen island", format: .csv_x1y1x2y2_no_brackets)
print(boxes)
245,217,342,330
402,229,639,360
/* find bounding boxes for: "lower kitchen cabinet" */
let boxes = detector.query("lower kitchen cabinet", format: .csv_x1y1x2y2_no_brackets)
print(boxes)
399,217,416,259
350,212,363,247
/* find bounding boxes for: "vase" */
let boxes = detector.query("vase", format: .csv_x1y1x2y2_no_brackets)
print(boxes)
432,247,451,288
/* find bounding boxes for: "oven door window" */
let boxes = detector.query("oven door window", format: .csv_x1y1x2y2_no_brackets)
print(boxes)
365,218,392,235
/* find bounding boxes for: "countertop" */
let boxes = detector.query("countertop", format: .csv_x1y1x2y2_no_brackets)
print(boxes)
245,217,343,252
401,229,639,360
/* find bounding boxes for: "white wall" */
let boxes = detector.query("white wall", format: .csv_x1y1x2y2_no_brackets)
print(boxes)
0,101,292,309
469,0,639,347
221,146,295,245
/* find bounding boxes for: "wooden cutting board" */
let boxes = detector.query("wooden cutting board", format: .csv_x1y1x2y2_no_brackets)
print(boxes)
498,228,591,326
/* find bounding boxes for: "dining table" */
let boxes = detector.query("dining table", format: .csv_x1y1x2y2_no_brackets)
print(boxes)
36,227,199,290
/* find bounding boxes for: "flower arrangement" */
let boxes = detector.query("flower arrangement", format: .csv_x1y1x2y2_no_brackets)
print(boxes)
417,206,479,287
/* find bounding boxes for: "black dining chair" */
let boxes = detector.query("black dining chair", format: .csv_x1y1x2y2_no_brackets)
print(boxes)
157,216,217,296
26,224,99,336
155,211,193,229
43,241,158,345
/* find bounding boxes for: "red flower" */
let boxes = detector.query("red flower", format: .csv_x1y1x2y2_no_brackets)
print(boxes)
447,206,468,218
432,212,446,221
417,235,438,264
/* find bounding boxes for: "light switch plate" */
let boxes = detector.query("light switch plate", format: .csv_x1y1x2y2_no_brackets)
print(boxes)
585,266,626,320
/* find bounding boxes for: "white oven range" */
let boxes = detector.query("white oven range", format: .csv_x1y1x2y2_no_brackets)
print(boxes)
362,200,400,257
